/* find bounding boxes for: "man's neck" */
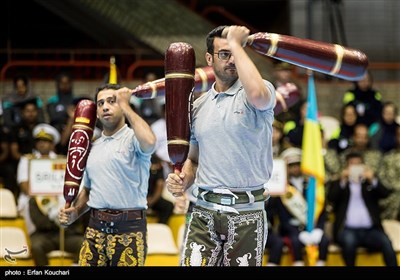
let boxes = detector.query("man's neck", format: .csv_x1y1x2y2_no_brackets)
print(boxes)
103,122,125,136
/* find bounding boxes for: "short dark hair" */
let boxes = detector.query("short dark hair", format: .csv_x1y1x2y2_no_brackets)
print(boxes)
13,74,29,87
345,151,364,163
206,25,228,54
94,83,121,102
55,72,73,84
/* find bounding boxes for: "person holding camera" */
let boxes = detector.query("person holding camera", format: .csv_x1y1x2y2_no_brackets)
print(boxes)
327,151,397,266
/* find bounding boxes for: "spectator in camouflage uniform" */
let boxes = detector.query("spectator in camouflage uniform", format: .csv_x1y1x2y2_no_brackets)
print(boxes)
340,123,382,174
378,125,400,220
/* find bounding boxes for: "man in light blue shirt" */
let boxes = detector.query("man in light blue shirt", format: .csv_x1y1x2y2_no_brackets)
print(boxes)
59,84,156,266
166,25,276,266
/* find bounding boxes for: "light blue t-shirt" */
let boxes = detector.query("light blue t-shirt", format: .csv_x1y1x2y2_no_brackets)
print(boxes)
83,124,153,209
191,79,276,191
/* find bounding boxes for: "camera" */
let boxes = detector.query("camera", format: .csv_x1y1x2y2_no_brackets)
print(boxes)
349,164,365,183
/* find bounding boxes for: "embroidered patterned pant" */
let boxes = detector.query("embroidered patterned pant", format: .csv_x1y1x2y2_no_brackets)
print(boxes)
78,218,147,266
180,205,267,266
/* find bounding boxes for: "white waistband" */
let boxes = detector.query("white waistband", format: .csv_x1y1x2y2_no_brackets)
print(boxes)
196,199,265,214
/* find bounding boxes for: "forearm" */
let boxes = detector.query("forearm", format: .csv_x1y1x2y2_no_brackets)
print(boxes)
19,182,29,195
229,42,272,109
182,159,197,191
120,103,156,153
181,144,198,190
72,188,90,217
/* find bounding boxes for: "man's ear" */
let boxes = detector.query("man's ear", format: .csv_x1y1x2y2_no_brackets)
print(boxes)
205,53,213,66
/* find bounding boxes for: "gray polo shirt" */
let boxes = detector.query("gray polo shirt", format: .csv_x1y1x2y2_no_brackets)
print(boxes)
191,79,275,191
83,124,153,210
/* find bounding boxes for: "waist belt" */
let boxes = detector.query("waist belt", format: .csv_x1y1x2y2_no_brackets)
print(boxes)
91,208,145,223
198,188,265,206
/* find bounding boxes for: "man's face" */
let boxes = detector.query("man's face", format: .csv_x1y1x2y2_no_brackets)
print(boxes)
58,76,72,95
35,139,53,156
22,104,38,124
353,125,369,149
15,79,28,95
274,69,292,84
206,37,238,84
288,162,302,178
96,89,123,128
347,157,363,167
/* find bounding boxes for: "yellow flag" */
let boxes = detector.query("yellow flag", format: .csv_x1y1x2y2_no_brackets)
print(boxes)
109,56,117,84
301,71,325,266
301,72,325,229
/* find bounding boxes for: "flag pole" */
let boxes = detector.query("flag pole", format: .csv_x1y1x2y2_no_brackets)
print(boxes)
302,70,322,266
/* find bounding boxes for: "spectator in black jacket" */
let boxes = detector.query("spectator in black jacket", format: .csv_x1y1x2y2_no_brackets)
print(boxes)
342,71,383,128
328,151,397,266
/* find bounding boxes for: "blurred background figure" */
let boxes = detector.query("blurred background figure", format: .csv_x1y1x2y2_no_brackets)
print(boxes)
378,126,400,221
328,152,397,266
369,101,400,153
272,120,287,158
47,72,75,133
328,103,359,154
283,100,307,148
8,98,41,198
139,72,161,125
2,74,45,128
342,71,383,128
272,61,303,124
276,147,329,266
339,123,382,174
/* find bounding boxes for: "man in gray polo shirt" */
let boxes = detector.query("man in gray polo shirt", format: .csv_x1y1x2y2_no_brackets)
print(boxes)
166,25,276,266
59,84,156,266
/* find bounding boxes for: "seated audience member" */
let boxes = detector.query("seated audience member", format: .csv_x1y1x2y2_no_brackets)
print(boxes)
369,101,399,153
2,74,45,128
339,123,382,174
283,100,307,148
328,103,359,154
47,72,75,134
272,120,288,158
276,148,329,266
265,197,285,266
342,71,382,128
378,126,400,220
9,98,41,163
328,151,398,266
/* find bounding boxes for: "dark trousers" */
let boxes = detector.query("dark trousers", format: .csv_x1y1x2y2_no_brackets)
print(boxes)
79,215,147,266
337,227,398,266
287,232,329,261
30,231,82,266
150,197,174,224
265,230,284,265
